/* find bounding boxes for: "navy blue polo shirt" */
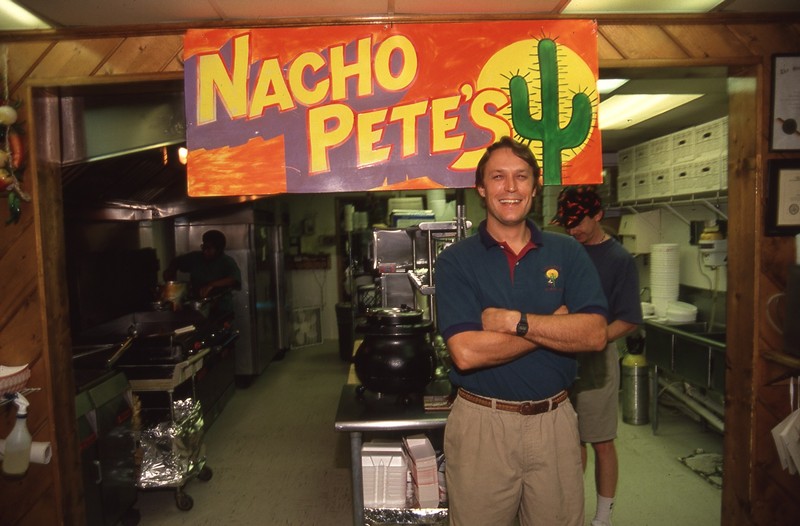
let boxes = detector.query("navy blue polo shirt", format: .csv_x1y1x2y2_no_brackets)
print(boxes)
435,220,608,400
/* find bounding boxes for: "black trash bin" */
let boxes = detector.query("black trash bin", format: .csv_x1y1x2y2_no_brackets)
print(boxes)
336,302,355,361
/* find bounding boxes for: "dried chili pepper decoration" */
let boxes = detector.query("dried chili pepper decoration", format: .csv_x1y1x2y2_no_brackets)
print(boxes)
1,44,30,224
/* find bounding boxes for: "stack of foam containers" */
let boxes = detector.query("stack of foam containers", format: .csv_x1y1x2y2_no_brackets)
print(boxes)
361,441,408,508
650,243,680,318
403,434,439,508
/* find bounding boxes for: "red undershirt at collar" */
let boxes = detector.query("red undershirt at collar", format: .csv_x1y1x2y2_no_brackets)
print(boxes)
498,239,537,281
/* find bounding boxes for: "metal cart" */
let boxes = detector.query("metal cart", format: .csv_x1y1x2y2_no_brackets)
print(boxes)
128,348,214,511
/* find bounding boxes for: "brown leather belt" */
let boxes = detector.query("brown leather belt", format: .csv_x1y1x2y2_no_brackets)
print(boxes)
457,388,568,415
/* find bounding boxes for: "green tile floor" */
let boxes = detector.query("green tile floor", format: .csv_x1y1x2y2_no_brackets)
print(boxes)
133,340,722,525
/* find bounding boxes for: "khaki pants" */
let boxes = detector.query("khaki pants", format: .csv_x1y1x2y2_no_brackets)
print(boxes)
444,395,584,526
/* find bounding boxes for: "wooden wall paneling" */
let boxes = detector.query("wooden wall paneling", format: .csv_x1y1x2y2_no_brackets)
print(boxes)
103,34,185,74
5,41,56,96
751,389,800,524
596,29,625,60
15,485,59,526
722,70,759,526
728,24,800,57
0,232,53,526
661,24,754,58
29,83,85,526
27,38,124,79
596,24,689,59
0,446,55,525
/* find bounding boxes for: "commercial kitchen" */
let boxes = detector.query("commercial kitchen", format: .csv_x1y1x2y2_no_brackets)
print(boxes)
1,4,800,526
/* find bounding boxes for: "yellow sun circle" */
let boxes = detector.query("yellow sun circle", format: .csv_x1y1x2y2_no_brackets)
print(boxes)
476,38,597,164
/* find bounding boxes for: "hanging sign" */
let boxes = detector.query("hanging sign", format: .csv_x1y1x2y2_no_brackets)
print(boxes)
184,20,601,196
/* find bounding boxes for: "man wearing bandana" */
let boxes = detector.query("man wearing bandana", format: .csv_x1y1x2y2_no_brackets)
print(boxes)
551,185,643,526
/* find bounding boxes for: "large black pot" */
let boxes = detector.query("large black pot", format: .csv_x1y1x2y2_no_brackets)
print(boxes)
354,306,436,396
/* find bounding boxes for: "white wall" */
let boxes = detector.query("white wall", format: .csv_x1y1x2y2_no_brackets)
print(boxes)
282,194,341,342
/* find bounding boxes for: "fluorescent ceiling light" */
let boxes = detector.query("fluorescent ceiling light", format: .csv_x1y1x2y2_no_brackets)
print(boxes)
598,78,629,95
599,94,704,130
563,0,724,14
0,0,51,30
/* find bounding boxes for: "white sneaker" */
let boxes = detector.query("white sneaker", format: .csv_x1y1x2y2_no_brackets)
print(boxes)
591,520,611,526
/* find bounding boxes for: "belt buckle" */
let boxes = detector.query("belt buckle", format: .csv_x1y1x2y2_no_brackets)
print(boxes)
518,401,539,415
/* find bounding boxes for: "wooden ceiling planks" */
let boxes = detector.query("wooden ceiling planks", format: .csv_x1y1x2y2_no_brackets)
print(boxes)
596,24,689,60
26,38,124,79
103,34,185,74
662,24,754,59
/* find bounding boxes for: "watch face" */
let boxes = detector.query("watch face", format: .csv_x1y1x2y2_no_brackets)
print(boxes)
516,313,528,336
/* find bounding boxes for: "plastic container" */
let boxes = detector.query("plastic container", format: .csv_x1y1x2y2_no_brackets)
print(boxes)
622,352,649,425
2,393,31,477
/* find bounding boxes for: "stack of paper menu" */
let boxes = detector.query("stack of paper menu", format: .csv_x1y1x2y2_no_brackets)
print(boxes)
403,434,439,508
772,405,800,476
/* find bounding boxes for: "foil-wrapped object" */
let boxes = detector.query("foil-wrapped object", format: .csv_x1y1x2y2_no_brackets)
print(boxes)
364,507,449,525
137,398,206,488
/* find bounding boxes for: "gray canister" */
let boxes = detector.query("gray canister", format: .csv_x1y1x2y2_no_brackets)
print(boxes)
621,352,650,425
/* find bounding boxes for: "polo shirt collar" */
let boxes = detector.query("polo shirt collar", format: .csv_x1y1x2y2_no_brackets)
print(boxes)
478,219,543,248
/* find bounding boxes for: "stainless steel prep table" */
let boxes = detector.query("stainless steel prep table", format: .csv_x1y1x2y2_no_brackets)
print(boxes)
334,383,449,526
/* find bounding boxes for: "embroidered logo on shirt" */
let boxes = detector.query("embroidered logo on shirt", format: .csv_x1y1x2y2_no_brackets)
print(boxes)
545,267,560,287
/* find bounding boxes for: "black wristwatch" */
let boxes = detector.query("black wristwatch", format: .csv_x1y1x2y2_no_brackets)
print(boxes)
516,311,528,337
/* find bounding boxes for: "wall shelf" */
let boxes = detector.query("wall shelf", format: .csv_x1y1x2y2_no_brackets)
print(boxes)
612,192,728,221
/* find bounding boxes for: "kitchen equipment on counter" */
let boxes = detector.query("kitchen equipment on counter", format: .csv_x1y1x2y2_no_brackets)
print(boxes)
354,306,436,399
162,280,188,307
72,308,238,429
699,221,727,267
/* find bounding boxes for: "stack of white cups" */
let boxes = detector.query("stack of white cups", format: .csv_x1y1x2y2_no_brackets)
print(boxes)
650,243,680,318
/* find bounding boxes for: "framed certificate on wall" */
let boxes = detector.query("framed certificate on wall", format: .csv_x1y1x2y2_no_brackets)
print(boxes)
770,55,800,151
766,159,800,235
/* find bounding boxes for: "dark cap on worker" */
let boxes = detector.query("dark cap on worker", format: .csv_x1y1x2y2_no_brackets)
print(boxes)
550,185,603,229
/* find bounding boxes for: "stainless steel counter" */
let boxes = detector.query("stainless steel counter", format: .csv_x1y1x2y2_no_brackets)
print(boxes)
334,384,448,526
644,319,726,434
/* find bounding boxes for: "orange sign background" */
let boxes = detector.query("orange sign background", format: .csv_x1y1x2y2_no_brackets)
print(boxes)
183,20,601,195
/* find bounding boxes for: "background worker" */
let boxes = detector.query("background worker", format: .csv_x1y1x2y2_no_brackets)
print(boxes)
163,229,242,319
551,185,643,526
435,137,608,526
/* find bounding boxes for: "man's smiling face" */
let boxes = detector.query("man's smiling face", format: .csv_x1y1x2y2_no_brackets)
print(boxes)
477,146,537,228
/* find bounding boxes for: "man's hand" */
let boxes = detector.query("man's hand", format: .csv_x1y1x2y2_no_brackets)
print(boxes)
481,307,517,334
199,284,214,298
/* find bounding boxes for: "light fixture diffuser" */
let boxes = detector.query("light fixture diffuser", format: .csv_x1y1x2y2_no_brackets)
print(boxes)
563,0,724,14
0,0,51,30
597,78,629,95
598,94,704,130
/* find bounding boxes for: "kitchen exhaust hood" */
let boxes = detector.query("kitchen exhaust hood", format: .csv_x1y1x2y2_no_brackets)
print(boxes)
59,80,258,221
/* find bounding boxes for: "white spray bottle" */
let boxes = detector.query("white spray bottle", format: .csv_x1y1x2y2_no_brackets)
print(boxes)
2,392,31,478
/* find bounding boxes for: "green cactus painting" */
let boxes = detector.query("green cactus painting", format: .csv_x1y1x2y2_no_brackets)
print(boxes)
509,38,593,186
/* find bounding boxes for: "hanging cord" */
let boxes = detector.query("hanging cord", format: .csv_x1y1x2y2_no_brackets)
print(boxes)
708,266,720,331
766,292,786,335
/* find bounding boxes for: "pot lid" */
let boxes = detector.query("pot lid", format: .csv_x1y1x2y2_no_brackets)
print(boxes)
366,306,423,325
